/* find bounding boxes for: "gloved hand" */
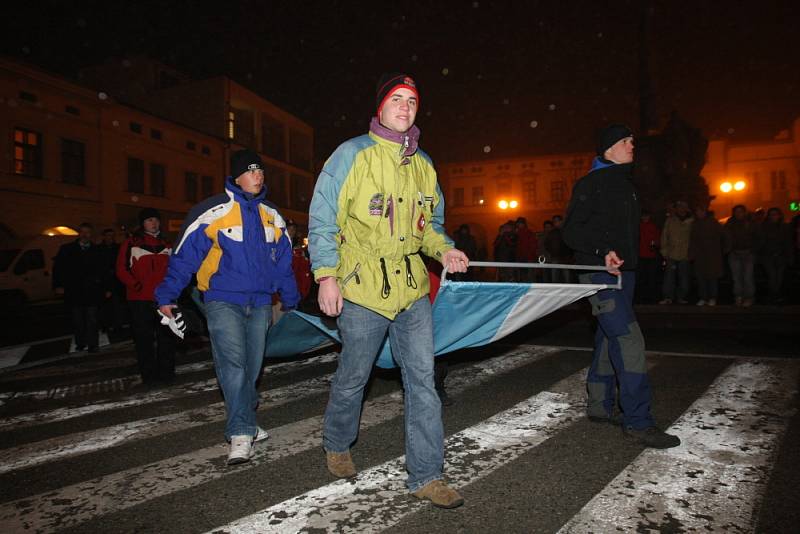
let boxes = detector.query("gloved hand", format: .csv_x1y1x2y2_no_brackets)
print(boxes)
157,307,186,339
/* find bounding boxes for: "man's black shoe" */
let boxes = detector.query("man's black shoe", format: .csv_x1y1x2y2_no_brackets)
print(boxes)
587,413,622,426
623,425,681,449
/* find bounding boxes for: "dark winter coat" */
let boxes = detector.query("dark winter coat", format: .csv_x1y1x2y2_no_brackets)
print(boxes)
725,218,759,252
759,222,793,262
689,217,726,278
562,159,640,270
53,240,106,307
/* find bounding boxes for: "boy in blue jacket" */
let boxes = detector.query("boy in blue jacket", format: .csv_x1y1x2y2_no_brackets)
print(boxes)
156,149,300,464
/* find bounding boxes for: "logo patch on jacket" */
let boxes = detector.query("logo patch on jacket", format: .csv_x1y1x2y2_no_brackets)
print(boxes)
417,213,426,231
368,193,385,216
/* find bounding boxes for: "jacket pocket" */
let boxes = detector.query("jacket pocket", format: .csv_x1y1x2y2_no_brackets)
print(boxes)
341,262,362,287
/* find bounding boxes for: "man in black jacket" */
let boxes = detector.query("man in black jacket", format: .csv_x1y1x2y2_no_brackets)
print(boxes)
53,222,105,352
563,125,679,449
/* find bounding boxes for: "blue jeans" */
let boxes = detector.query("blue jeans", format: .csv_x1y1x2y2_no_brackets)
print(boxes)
205,301,271,440
323,297,443,491
662,258,690,301
581,271,654,430
729,250,755,299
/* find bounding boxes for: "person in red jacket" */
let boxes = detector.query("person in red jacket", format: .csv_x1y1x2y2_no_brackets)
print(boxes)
637,210,661,303
117,208,175,384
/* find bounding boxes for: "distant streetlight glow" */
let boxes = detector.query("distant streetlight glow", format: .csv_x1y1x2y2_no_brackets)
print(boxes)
509,200,519,208
720,182,733,193
498,200,509,209
734,180,746,191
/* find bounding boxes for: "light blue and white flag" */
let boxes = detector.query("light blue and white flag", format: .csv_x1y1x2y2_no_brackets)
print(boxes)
266,276,610,368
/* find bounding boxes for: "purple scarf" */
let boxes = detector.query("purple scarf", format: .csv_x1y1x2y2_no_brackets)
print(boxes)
370,117,420,158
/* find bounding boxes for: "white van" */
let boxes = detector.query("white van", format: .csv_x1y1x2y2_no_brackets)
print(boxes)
0,235,75,305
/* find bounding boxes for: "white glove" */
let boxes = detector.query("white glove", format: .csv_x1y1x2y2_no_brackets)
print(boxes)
157,308,186,339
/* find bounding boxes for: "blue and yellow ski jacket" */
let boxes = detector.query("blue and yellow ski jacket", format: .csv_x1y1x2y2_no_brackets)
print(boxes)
155,178,300,308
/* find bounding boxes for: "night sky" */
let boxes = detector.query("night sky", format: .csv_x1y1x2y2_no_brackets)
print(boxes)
4,0,798,163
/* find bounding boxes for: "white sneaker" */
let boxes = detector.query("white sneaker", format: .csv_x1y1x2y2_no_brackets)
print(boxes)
696,300,706,306
227,435,254,465
255,426,270,442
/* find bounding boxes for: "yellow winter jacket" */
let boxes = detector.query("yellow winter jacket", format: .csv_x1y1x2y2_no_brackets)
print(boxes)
308,119,453,319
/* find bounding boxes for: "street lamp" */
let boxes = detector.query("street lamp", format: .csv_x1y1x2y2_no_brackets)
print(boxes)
497,199,519,210
509,200,519,209
498,200,509,210
720,182,733,193
734,181,746,191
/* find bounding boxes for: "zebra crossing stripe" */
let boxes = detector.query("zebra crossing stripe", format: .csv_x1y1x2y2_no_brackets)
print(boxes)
205,366,588,533
0,346,558,532
0,352,339,431
557,359,800,533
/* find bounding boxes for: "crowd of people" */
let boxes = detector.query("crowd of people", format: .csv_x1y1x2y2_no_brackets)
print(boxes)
478,200,798,306
643,203,798,306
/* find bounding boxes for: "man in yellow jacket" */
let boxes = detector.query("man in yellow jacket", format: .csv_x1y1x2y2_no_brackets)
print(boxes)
309,73,469,508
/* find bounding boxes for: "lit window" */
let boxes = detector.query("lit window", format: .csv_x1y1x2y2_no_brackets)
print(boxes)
13,127,43,177
228,111,235,140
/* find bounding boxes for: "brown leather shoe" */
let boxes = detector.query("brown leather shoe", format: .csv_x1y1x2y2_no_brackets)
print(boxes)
412,480,464,509
326,450,356,478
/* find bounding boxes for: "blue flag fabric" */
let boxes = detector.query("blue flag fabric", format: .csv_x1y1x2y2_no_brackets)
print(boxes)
266,279,606,368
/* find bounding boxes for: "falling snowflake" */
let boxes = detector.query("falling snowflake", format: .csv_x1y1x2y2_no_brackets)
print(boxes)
530,120,538,128
503,98,509,105
727,128,735,134
112,120,119,127
98,92,108,101
483,145,492,153
442,67,450,76
76,18,87,28
426,111,432,117
411,54,418,62
21,46,30,54
597,32,603,38
340,115,347,121
477,74,483,80
473,1,479,7
548,104,556,111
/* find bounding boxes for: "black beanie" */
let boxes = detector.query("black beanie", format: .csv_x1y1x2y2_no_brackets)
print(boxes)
138,207,160,226
596,124,633,156
230,149,263,179
375,73,419,115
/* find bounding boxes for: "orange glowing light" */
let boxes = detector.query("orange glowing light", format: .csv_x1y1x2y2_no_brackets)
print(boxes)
509,200,519,208
498,200,509,210
720,182,733,193
734,181,746,191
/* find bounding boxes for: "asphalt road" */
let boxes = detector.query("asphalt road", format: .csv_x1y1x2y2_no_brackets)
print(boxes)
0,305,797,533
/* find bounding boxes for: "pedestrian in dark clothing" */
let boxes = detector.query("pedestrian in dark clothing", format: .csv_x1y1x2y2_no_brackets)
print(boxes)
453,224,479,281
493,221,517,281
637,210,660,303
688,206,726,306
514,218,538,281
724,205,759,307
53,222,105,352
563,123,679,449
545,215,571,282
97,228,126,334
759,207,793,304
117,208,176,384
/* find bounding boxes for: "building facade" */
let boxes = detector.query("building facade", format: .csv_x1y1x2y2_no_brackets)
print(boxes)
0,57,313,246
704,117,800,219
438,152,593,255
80,57,315,223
